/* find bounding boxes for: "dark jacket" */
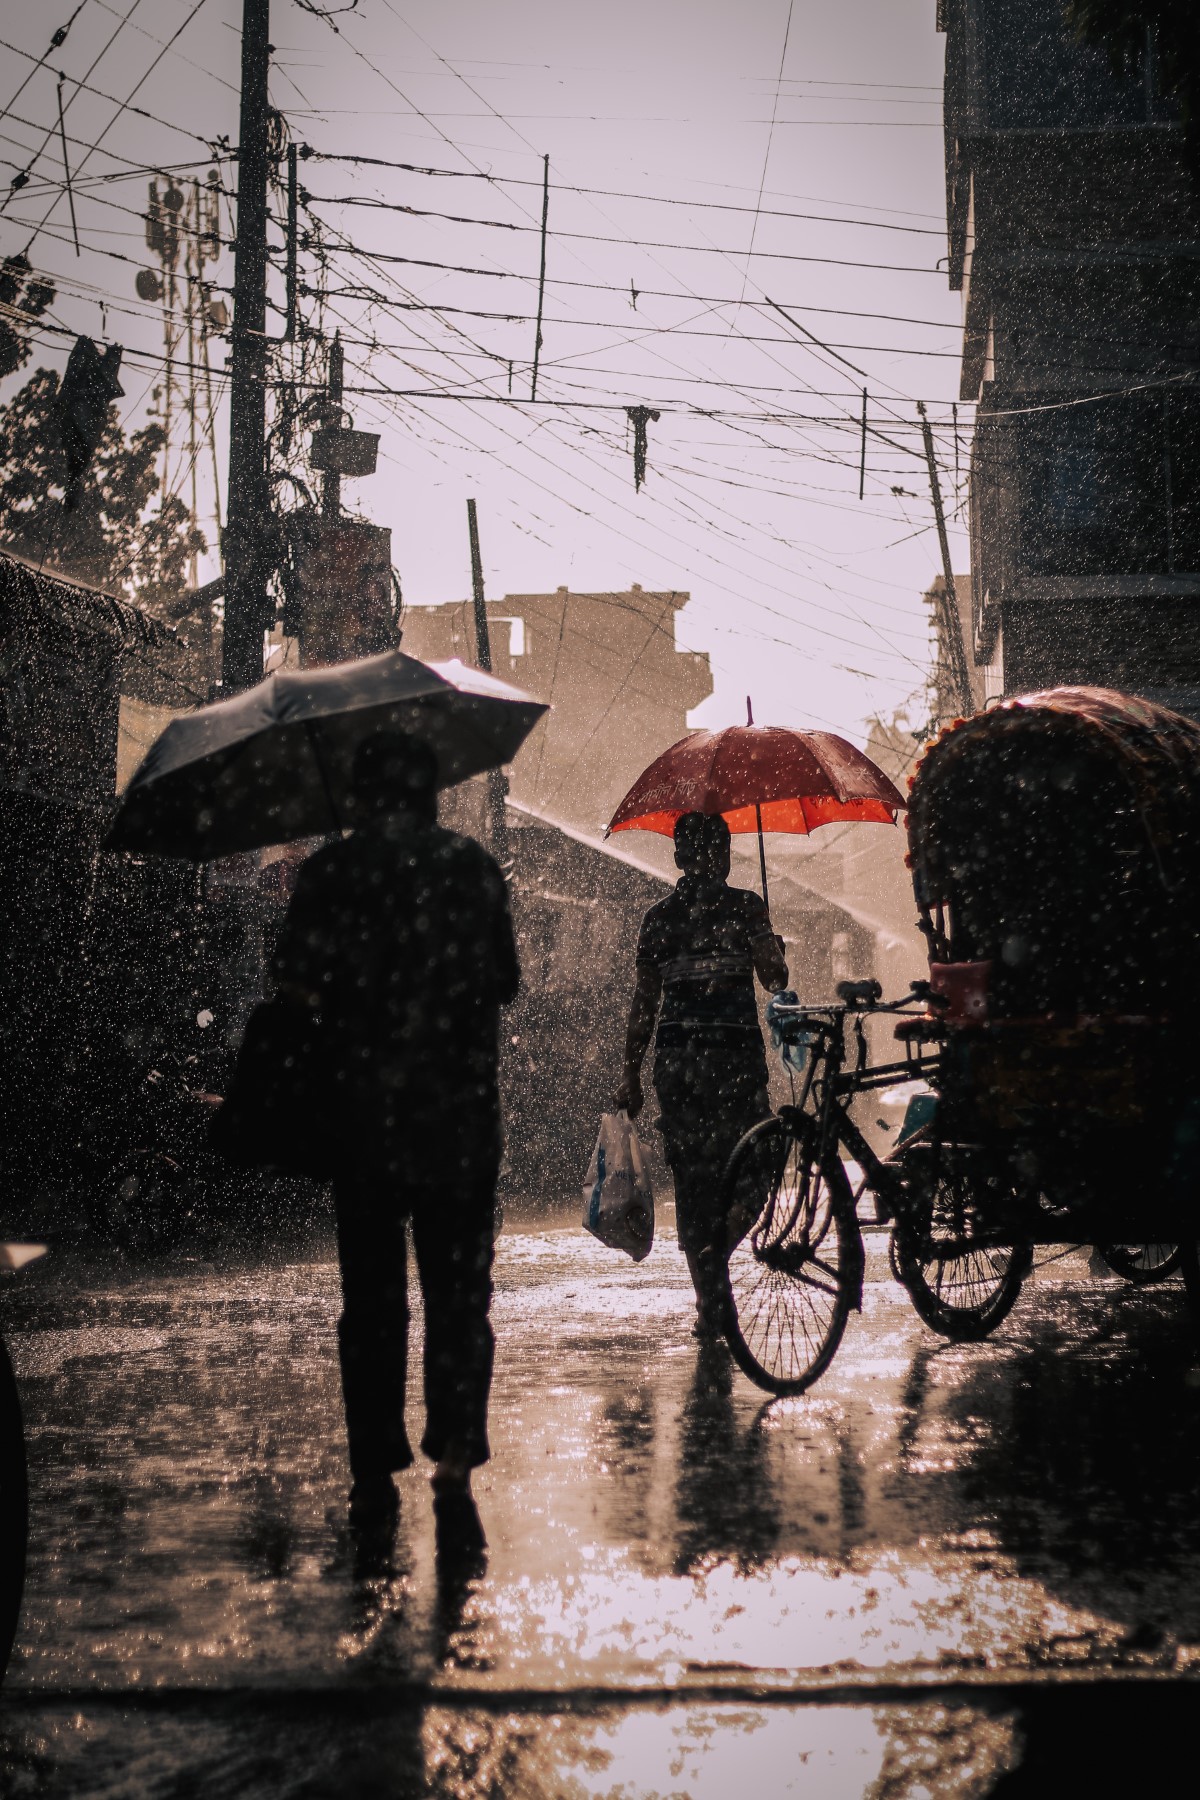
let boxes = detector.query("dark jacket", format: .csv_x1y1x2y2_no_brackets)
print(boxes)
274,813,519,1145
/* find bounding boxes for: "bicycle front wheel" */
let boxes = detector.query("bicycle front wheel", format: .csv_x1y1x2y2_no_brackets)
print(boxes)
719,1115,860,1397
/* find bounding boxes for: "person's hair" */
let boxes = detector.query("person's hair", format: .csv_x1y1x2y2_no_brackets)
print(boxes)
351,730,439,818
673,810,731,879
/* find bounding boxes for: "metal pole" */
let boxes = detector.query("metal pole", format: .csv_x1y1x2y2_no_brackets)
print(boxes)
222,0,272,695
467,497,491,672
186,191,199,591
918,400,974,718
285,141,298,342
466,498,510,869
322,332,343,519
530,153,549,401
55,76,80,255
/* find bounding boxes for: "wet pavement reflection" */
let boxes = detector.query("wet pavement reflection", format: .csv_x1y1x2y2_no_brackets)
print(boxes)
1,1217,1199,1794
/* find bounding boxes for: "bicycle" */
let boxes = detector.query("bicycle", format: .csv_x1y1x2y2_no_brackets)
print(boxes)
718,980,1033,1396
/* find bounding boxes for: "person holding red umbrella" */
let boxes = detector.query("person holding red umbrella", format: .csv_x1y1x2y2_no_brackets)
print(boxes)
610,709,905,1338
615,811,788,1337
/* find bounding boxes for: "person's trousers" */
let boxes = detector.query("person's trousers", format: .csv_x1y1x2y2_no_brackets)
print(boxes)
652,1039,770,1310
333,1152,499,1479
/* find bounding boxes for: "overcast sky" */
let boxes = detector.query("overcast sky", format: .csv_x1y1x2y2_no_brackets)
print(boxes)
0,0,965,741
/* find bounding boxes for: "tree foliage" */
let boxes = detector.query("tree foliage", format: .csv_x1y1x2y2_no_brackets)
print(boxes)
0,364,205,613
1064,2,1200,172
0,256,56,384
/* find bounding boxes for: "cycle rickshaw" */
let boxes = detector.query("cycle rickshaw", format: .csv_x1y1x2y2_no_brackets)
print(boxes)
719,688,1200,1396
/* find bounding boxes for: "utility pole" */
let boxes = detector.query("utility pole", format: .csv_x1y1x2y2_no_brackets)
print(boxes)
467,498,510,870
918,400,974,719
322,333,343,518
222,0,273,695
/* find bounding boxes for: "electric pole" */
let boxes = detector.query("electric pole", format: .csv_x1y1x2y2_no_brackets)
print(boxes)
918,400,974,719
467,498,510,871
222,0,273,694
322,333,343,518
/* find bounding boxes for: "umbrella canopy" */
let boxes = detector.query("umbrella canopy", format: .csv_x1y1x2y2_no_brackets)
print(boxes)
109,650,547,859
607,724,906,839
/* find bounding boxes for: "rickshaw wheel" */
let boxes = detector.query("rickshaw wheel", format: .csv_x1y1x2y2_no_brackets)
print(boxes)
0,1336,28,1682
1179,1242,1200,1321
718,1115,861,1397
893,1159,1029,1342
1098,1243,1182,1285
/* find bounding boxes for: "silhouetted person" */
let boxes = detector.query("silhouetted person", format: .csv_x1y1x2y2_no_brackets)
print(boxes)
617,812,787,1334
274,732,519,1526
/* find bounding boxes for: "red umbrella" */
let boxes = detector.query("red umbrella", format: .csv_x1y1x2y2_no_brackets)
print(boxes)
607,713,905,905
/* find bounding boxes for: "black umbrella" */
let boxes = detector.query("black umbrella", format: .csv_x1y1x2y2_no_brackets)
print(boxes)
108,650,548,859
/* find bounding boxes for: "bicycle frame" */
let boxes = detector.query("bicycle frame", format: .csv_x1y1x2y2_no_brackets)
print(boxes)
772,994,941,1225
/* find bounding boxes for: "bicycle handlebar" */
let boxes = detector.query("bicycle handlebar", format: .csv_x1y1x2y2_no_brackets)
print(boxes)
770,990,926,1023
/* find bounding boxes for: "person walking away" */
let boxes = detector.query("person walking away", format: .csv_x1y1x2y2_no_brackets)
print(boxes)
273,732,520,1528
616,812,787,1336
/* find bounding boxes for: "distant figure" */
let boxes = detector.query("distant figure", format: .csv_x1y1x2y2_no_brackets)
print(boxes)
617,812,787,1336
274,732,519,1529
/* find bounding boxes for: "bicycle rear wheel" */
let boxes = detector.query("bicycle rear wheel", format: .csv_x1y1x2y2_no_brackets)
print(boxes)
893,1152,1029,1342
1099,1243,1181,1285
719,1115,860,1397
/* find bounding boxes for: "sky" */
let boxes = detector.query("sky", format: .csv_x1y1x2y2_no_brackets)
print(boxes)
0,0,967,742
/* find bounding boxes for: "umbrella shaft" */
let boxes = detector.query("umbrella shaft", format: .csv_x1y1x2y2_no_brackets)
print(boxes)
305,721,343,834
755,801,769,913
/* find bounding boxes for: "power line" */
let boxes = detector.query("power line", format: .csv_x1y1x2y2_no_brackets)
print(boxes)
307,280,962,356
301,188,942,272
16,0,212,254
1,0,149,211
740,0,795,315
299,152,945,236
0,2,91,136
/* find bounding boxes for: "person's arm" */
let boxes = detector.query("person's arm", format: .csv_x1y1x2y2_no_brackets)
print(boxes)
615,963,662,1118
752,930,789,993
747,896,789,991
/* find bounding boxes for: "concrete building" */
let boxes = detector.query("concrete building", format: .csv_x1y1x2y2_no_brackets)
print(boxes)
400,585,712,834
940,0,1200,711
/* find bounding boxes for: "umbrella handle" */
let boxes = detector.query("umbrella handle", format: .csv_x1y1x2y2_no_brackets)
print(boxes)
305,721,344,834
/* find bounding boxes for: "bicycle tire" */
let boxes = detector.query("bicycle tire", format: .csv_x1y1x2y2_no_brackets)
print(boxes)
1098,1243,1182,1285
892,1157,1029,1342
718,1114,861,1397
1179,1239,1200,1323
0,1335,28,1682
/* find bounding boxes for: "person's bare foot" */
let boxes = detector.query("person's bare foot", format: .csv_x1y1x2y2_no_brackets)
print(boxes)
431,1446,472,1497
348,1473,399,1527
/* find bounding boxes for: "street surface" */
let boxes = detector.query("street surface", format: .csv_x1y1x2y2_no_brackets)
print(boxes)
1,1209,1199,1795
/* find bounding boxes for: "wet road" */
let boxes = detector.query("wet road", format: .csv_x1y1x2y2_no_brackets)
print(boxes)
1,1212,1199,1795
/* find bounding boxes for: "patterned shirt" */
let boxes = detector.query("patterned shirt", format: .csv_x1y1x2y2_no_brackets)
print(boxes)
636,876,774,1048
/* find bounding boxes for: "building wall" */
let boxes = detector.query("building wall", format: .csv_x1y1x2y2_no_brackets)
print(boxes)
400,586,712,834
940,0,1200,709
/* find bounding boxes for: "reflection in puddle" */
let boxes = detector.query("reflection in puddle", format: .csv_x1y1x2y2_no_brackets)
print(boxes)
0,1700,1018,1799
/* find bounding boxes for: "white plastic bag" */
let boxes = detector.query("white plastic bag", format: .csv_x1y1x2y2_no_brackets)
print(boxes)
582,1111,655,1262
